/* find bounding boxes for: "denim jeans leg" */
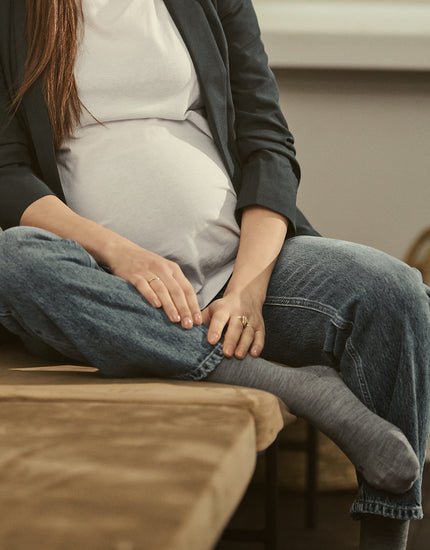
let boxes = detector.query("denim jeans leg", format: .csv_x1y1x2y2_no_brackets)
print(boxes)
0,226,224,379
261,236,430,520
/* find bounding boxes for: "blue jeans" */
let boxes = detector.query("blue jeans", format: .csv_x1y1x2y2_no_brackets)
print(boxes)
0,226,429,520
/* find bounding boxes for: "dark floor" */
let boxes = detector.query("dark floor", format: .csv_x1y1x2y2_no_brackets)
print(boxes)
216,463,430,550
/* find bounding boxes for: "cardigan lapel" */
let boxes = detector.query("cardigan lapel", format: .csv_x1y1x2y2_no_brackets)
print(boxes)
13,0,64,199
162,0,233,177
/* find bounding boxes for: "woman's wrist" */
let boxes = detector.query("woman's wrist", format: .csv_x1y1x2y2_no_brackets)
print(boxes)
98,231,134,267
20,195,129,266
225,205,287,303
224,272,270,305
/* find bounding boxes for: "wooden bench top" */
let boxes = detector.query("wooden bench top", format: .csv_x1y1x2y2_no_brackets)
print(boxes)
0,343,295,550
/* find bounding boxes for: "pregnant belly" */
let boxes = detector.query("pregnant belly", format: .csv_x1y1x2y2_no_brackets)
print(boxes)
56,118,240,299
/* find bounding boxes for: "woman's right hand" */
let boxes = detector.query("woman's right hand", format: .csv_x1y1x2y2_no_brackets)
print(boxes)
20,196,201,329
105,239,202,329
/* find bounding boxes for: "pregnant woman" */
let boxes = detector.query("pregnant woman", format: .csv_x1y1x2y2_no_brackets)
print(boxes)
0,2,429,548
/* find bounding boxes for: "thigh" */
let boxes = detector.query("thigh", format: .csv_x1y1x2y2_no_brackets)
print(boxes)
261,234,425,369
0,226,224,379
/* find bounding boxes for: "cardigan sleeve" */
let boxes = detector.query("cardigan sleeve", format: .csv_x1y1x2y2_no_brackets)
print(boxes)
0,62,55,229
218,0,300,235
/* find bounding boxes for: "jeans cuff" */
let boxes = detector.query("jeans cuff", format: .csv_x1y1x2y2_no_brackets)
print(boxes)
173,341,225,381
350,500,423,521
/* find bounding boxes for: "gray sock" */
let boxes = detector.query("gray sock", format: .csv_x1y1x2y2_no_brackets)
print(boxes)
359,517,409,550
205,356,420,494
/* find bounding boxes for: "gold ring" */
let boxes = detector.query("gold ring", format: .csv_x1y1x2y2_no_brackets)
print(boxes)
237,315,250,329
147,275,160,284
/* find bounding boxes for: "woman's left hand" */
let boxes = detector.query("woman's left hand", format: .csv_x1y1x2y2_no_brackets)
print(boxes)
201,289,265,359
201,205,288,359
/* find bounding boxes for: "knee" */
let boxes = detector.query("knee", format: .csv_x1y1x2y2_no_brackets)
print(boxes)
388,263,430,337
0,225,57,252
0,226,64,292
0,225,58,259
347,246,428,327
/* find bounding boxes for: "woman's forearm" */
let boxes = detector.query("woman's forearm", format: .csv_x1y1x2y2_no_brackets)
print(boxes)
20,195,202,327
20,195,129,265
226,205,288,302
203,205,288,357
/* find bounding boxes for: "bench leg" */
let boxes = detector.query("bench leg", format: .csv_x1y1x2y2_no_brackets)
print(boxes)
265,436,279,550
219,436,279,549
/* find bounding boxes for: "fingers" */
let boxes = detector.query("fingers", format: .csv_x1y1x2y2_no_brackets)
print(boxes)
200,307,211,326
234,324,265,359
108,245,202,328
130,274,162,309
249,329,265,358
173,269,202,326
207,308,230,346
146,277,182,324
222,315,247,357
234,325,255,359
208,311,265,358
133,265,201,329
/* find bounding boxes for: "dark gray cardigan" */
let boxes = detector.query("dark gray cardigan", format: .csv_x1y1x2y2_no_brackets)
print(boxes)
0,0,317,236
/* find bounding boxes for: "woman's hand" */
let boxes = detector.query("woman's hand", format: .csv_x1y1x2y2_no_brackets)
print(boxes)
105,240,202,330
20,196,202,328
201,288,265,358
200,205,288,357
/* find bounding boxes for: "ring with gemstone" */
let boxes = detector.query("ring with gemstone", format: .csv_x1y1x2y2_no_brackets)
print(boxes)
237,315,250,329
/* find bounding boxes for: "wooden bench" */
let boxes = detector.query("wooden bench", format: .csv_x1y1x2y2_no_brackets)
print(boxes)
0,341,295,550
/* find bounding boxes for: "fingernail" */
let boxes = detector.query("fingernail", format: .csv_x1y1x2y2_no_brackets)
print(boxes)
172,314,181,323
194,313,202,324
182,317,193,329
224,345,233,357
208,332,219,345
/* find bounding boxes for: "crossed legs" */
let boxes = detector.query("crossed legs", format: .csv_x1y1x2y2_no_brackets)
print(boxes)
1,227,429,549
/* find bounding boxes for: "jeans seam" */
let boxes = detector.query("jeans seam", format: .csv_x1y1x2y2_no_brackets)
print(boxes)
353,500,422,512
264,296,355,330
265,296,343,322
345,338,376,412
350,500,423,521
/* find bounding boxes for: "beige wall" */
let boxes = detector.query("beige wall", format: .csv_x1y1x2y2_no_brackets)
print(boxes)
274,69,430,260
276,0,430,3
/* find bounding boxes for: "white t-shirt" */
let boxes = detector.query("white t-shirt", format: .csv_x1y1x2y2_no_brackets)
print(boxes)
56,0,240,308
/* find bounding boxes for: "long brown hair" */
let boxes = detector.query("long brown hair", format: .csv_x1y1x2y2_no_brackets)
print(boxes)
11,0,83,149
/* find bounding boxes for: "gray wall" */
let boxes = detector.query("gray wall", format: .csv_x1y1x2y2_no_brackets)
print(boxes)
274,69,430,260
